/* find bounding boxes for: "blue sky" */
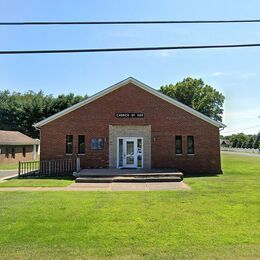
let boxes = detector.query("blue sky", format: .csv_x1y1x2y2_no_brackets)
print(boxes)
0,0,259,135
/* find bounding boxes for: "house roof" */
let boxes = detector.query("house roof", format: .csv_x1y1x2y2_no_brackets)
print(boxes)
0,130,39,145
220,139,231,145
34,77,226,128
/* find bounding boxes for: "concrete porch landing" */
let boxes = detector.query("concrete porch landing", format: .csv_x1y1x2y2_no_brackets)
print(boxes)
74,168,184,183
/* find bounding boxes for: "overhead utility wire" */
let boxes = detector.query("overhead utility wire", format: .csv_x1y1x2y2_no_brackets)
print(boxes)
1,19,260,26
0,43,260,55
223,124,260,134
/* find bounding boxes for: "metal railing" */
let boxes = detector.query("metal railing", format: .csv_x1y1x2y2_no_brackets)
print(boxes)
18,161,40,177
18,157,80,178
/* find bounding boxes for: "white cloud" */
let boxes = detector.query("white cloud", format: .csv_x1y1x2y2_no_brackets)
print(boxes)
240,72,257,79
199,71,257,79
224,109,259,119
158,50,171,57
204,71,233,77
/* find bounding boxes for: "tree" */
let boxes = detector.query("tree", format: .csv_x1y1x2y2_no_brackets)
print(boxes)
232,138,238,148
160,77,225,122
242,141,248,148
247,136,255,148
0,90,87,138
253,132,260,149
236,139,242,148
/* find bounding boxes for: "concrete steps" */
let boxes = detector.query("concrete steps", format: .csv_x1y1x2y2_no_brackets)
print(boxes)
76,177,113,183
113,176,182,183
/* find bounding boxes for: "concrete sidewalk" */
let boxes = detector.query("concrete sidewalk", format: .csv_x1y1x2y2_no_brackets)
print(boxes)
0,181,190,191
0,170,18,181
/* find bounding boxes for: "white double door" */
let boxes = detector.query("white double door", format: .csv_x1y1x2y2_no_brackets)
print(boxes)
117,137,143,168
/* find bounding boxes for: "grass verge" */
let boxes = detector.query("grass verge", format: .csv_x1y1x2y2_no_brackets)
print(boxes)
0,177,74,187
0,153,259,259
0,163,18,170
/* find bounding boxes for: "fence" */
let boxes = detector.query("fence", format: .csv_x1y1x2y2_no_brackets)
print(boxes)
221,147,260,154
18,157,80,178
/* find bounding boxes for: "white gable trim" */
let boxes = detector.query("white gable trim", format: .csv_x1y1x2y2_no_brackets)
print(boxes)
34,77,226,128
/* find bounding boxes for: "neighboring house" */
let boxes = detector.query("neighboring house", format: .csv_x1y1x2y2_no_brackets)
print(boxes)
34,77,226,174
220,139,231,147
0,130,39,164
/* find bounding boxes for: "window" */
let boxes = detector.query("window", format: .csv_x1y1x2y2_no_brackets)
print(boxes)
22,147,26,157
78,135,85,154
91,138,104,150
187,136,195,154
66,135,73,154
11,147,15,158
137,138,143,168
5,147,9,158
175,136,182,154
118,138,123,167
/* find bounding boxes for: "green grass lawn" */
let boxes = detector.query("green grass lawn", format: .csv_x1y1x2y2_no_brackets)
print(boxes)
0,153,259,259
0,157,40,170
0,177,74,187
0,162,18,170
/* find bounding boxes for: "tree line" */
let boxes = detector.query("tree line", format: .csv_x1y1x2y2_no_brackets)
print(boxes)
222,133,260,149
0,90,87,138
0,77,225,138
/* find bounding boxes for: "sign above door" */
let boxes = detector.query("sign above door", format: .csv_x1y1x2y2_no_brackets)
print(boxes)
115,113,144,118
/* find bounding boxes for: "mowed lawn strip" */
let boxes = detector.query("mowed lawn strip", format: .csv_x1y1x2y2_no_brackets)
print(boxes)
0,162,18,170
0,177,74,187
0,153,259,259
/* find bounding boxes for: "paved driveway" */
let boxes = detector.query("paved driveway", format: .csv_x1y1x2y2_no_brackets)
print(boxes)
0,170,18,180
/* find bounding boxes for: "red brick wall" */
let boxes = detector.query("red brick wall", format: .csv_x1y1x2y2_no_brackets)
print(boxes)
0,145,34,164
40,83,221,174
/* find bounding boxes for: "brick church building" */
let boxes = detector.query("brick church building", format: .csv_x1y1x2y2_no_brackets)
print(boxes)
35,77,225,174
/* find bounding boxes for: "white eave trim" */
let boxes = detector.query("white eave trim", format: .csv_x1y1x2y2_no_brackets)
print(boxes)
34,77,226,128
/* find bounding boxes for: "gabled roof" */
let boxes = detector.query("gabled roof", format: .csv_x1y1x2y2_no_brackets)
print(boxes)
220,139,231,145
34,77,226,128
0,130,39,145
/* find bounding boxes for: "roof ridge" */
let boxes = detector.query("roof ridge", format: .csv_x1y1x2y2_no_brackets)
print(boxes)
34,77,226,128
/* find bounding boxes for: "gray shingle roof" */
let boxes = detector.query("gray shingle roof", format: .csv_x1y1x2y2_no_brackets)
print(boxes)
0,130,39,145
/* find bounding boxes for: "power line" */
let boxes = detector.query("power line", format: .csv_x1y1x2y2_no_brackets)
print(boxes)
0,43,259,55
0,19,260,26
223,124,260,134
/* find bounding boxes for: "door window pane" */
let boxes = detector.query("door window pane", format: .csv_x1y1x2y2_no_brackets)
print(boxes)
137,155,142,167
126,141,134,165
137,138,142,168
118,139,123,167
175,136,182,154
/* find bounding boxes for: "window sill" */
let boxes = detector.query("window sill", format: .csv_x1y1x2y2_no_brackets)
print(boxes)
78,154,85,156
175,154,183,156
65,154,73,156
187,154,195,156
